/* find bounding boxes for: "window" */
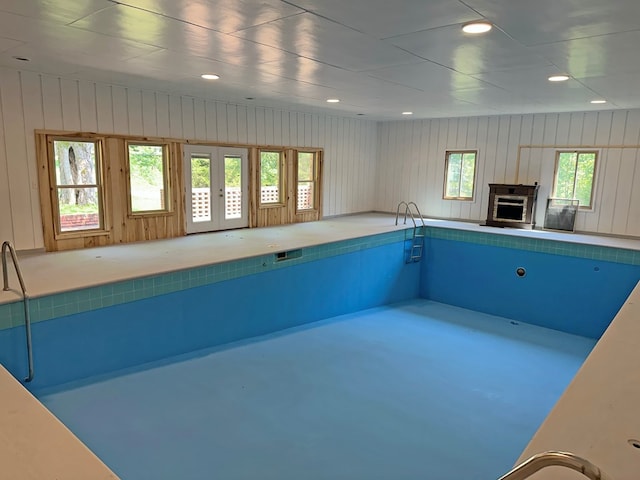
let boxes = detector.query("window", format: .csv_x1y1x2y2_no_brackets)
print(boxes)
260,150,284,205
51,138,105,234
552,151,597,209
444,150,477,200
127,142,169,214
296,151,318,211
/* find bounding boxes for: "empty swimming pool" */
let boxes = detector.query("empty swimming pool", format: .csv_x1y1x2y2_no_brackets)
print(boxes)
2,218,638,478
38,300,595,480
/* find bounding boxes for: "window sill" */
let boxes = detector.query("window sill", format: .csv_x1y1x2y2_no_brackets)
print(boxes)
128,211,174,218
54,229,111,241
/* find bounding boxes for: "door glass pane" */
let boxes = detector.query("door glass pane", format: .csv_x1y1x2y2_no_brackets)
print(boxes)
58,187,100,232
191,155,211,223
224,156,242,220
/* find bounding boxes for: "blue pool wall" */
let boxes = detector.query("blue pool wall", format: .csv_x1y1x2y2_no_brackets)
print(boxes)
0,232,420,391
1,225,639,391
421,228,640,339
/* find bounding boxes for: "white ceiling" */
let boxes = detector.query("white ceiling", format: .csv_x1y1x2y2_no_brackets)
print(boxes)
0,0,639,120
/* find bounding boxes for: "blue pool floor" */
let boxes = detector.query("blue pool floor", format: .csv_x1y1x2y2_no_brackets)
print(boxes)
38,300,595,480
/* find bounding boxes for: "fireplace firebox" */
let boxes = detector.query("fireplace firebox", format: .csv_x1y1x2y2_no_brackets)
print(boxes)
485,183,539,229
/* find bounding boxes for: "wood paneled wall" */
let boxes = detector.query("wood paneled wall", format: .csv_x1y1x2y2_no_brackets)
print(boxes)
0,68,377,250
35,132,185,251
251,149,323,228
376,111,640,237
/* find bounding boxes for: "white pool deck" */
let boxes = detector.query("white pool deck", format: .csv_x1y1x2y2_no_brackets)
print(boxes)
1,213,640,479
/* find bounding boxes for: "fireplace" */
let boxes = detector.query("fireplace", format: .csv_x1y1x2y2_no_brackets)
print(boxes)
485,183,539,229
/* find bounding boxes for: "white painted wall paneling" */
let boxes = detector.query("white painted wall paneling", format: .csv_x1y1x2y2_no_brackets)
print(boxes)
0,68,377,249
377,110,640,237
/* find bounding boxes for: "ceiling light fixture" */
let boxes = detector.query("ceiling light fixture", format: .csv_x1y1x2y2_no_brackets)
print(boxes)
548,74,570,82
201,73,220,80
590,99,607,104
402,111,413,115
462,21,492,34
326,98,340,103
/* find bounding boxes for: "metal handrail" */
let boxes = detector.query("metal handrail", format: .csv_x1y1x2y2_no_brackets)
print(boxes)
2,241,34,382
395,201,425,230
395,201,409,225
498,451,609,480
407,201,426,228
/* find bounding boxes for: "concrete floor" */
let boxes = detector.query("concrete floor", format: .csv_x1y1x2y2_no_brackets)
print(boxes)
38,300,595,480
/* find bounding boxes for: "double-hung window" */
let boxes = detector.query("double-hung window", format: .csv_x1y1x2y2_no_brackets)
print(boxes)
259,150,285,206
51,138,105,235
296,151,319,211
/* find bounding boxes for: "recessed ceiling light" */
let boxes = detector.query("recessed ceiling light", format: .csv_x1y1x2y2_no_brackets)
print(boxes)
462,21,492,34
590,99,607,104
326,98,340,103
402,111,413,115
201,74,220,80
548,74,570,82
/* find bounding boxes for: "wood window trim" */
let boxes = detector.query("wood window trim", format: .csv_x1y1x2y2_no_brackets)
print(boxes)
125,141,172,217
295,149,321,214
443,150,478,201
258,149,286,208
552,150,598,211
45,135,110,240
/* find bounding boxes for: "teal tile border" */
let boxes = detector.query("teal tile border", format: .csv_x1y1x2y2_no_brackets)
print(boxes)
1,225,638,331
428,227,640,266
0,229,407,331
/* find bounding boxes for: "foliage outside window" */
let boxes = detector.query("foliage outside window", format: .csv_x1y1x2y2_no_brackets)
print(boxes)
297,151,317,211
53,139,104,233
444,150,477,200
127,143,169,214
260,150,283,205
552,151,597,209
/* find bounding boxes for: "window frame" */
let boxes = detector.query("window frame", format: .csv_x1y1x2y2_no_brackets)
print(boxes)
258,149,286,207
48,136,108,238
443,150,478,201
125,141,171,216
551,150,598,211
295,150,320,213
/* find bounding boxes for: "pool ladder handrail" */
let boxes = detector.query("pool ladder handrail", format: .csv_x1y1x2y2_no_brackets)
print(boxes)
497,451,609,480
395,202,426,262
2,241,34,382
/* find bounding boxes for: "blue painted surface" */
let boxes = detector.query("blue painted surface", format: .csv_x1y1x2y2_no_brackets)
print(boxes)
0,241,419,391
421,238,640,339
38,300,595,480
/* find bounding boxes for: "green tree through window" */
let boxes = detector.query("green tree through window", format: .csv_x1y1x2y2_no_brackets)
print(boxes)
444,151,477,200
53,139,102,232
260,151,282,204
128,143,168,213
553,151,596,209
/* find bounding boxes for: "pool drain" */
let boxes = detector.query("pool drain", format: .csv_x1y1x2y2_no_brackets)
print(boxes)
515,267,526,277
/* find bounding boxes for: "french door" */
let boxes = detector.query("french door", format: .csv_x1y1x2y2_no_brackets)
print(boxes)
183,145,249,233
